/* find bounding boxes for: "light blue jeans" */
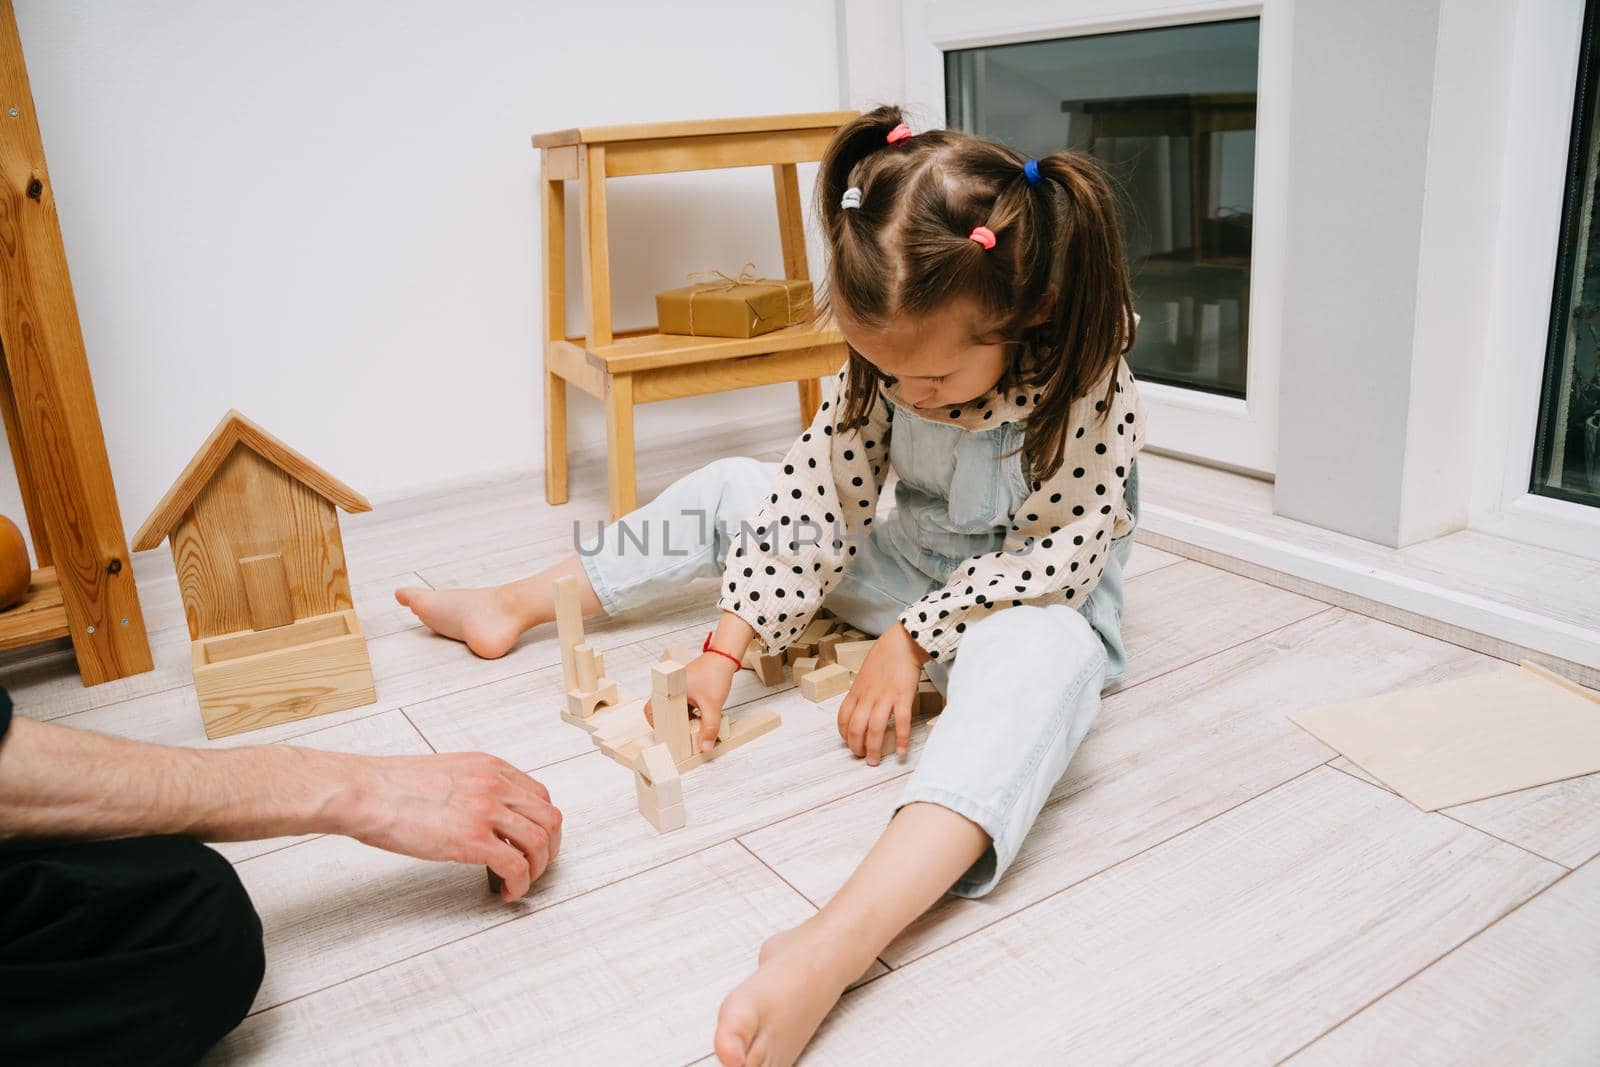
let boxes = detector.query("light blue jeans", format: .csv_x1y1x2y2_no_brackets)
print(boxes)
579,445,1136,896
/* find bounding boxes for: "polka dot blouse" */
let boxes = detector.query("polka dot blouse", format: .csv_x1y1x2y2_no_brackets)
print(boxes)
717,358,1146,662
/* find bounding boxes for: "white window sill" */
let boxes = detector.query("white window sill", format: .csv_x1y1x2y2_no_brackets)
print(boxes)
1135,451,1600,689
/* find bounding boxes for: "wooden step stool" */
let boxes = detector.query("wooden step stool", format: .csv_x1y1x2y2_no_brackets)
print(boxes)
532,111,857,519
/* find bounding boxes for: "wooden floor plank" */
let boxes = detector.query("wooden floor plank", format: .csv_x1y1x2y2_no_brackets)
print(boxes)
1123,541,1184,578
742,610,1493,966
218,843,812,1064
798,768,1559,1064
1287,858,1600,1065
1108,560,1326,692
1331,756,1600,869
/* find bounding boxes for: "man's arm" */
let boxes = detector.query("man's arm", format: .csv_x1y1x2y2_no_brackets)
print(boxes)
0,716,562,901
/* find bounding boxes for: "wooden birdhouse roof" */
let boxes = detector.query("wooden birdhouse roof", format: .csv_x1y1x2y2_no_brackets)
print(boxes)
132,410,371,552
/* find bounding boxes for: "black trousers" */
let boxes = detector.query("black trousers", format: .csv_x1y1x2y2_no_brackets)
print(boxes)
0,835,265,1066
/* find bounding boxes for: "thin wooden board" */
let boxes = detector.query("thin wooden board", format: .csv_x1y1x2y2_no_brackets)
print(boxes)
1331,756,1600,870
1290,664,1600,810
220,844,818,1061
532,109,858,148
604,706,781,771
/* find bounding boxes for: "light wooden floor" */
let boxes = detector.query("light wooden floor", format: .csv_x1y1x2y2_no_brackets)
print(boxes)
6,425,1597,1066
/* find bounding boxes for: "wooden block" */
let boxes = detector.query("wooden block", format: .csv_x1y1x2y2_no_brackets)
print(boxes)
679,707,781,770
800,663,851,702
574,642,599,690
649,664,694,763
192,609,375,739
238,553,294,630
816,633,842,666
785,644,817,666
752,652,785,687
633,742,683,807
834,640,874,672
917,678,945,716
635,741,679,785
574,695,649,738
486,867,505,895
791,656,817,679
553,575,584,692
651,659,688,698
799,617,834,644
717,713,733,742
564,678,619,721
636,792,685,832
659,643,698,667
604,706,783,774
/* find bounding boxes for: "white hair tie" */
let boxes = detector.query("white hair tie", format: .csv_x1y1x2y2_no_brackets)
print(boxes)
840,187,863,210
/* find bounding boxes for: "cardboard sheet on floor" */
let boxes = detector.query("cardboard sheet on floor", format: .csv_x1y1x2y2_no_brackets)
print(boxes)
1289,662,1600,811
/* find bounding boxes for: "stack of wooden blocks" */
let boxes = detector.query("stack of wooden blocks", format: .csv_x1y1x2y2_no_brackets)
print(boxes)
550,577,781,834
741,610,945,717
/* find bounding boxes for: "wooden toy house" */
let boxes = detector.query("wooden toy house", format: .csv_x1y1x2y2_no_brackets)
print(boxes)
133,411,376,738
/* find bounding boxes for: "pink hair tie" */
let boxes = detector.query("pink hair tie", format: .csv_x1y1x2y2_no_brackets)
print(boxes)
968,225,996,250
886,123,913,144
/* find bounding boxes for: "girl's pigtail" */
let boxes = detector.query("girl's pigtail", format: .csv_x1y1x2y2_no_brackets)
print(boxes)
1037,151,1136,418
818,105,910,432
817,104,907,236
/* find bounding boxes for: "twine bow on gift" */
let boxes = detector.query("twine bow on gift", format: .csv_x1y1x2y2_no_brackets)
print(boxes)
682,261,811,336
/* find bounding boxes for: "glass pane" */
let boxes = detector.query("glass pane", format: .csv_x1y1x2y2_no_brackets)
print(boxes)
946,19,1260,398
1531,0,1600,509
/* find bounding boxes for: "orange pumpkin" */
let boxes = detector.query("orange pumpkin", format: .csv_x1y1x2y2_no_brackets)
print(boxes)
0,516,31,610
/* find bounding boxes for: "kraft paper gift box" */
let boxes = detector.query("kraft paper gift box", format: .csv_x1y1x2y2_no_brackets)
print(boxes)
656,269,814,339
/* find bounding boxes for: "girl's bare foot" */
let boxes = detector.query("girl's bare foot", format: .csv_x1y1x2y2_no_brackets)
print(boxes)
394,586,528,659
713,917,866,1067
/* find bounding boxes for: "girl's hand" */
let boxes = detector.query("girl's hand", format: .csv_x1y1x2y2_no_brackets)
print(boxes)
837,624,928,766
644,651,742,752
686,652,743,751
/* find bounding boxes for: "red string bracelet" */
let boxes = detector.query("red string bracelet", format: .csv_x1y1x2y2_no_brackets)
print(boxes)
702,631,745,670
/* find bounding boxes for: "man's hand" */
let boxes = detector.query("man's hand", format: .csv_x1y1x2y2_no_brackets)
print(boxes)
0,717,563,903
837,624,928,765
332,752,563,902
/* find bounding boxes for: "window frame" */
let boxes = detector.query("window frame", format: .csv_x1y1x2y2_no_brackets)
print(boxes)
1470,0,1600,560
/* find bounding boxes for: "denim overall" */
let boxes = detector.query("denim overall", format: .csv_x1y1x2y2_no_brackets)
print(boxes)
581,401,1139,896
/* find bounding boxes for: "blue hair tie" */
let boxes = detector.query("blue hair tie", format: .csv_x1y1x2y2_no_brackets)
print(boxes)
1023,159,1041,185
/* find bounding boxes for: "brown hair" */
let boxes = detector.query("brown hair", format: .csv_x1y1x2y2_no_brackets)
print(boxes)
820,104,1136,483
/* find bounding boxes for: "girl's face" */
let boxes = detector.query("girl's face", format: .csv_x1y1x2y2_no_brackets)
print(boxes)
835,299,1009,411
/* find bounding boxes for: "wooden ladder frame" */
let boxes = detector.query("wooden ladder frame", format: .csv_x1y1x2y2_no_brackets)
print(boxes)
0,1,152,683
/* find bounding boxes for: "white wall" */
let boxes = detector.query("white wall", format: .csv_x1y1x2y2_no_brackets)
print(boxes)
7,0,841,548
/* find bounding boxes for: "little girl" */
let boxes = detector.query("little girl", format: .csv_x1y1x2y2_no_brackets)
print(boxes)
398,105,1144,1066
